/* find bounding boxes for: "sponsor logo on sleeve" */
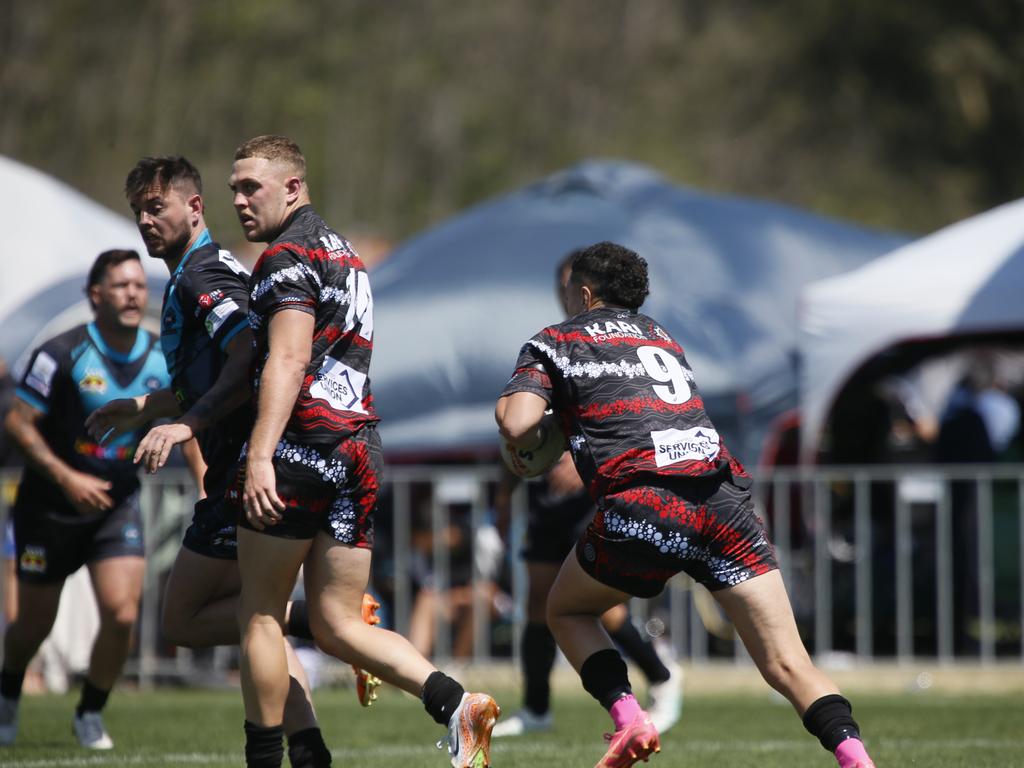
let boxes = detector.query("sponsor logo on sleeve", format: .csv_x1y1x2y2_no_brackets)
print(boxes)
309,356,367,413
197,289,225,311
205,298,239,337
26,351,57,397
650,427,720,467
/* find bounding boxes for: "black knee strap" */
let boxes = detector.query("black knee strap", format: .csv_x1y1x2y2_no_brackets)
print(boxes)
802,694,861,752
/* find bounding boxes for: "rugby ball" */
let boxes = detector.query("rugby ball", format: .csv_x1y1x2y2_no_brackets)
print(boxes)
500,411,568,479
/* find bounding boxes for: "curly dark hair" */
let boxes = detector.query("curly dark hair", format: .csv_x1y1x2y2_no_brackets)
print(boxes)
124,155,202,200
569,241,649,311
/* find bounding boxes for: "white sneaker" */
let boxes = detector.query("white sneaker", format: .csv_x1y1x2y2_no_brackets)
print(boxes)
647,663,683,735
0,696,18,746
491,707,553,738
73,711,114,750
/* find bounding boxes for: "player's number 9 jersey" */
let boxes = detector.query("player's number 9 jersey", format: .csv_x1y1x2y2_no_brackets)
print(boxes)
501,307,747,497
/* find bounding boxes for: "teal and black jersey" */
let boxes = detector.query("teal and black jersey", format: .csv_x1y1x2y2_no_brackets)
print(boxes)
15,323,169,517
160,231,250,410
160,231,252,500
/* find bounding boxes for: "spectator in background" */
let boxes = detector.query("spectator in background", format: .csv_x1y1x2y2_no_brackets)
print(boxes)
933,353,1021,654
407,491,506,660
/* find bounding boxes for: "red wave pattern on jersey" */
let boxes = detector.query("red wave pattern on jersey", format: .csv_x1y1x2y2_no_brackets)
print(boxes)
578,394,706,421
291,399,374,434
593,447,727,496
315,325,342,345
255,241,365,272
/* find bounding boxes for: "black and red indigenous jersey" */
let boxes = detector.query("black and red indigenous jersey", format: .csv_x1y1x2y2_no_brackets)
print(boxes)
501,306,749,498
249,205,377,444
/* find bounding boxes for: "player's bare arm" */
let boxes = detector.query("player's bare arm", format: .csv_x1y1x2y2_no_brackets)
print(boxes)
5,397,113,515
496,390,549,447
85,387,181,444
135,329,255,474
181,437,208,499
243,309,313,529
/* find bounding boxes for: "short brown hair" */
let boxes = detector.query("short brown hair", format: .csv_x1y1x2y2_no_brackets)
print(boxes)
86,249,142,309
125,156,202,200
234,135,306,179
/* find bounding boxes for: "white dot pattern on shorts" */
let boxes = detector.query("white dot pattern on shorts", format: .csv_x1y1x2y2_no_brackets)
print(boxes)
328,494,357,542
603,509,756,587
274,440,347,485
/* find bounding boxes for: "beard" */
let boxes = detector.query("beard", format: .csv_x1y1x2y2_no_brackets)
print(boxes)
146,226,192,262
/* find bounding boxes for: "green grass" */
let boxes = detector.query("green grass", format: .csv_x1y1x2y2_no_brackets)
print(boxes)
3,686,1023,767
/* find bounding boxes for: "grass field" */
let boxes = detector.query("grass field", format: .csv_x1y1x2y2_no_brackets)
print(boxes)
3,682,1024,768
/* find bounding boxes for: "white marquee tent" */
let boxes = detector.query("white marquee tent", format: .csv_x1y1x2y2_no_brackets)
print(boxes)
799,197,1024,459
0,155,162,370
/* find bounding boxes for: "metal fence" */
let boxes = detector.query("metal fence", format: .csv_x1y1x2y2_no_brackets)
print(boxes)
1,463,1022,687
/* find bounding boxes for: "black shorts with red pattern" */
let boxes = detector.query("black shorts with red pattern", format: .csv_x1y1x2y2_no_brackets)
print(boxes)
575,474,777,598
231,425,382,546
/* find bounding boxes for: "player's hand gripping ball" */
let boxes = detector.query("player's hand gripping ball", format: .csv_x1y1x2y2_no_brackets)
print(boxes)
500,410,568,478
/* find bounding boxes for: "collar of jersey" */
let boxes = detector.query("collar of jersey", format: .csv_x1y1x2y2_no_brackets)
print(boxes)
173,229,214,277
87,322,148,364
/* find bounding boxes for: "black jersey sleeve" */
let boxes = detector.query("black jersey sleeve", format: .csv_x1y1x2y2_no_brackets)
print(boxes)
500,333,556,404
181,256,251,352
250,246,319,320
15,338,66,415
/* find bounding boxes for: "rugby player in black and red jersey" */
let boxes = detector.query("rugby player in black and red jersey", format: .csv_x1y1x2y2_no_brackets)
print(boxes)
86,156,331,768
496,242,876,768
228,135,499,768
494,251,682,739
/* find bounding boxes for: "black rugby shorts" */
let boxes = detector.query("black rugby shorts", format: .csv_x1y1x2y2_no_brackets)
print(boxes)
576,476,777,598
231,426,381,546
13,491,145,584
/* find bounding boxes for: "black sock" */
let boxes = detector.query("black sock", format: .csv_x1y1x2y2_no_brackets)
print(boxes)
802,694,862,752
609,618,671,685
244,721,285,768
287,727,332,768
287,600,314,641
75,679,110,717
580,648,632,710
421,670,465,726
522,622,557,714
0,669,25,701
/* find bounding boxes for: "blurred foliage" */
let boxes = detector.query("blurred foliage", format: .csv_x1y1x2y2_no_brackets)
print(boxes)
1,0,1022,245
